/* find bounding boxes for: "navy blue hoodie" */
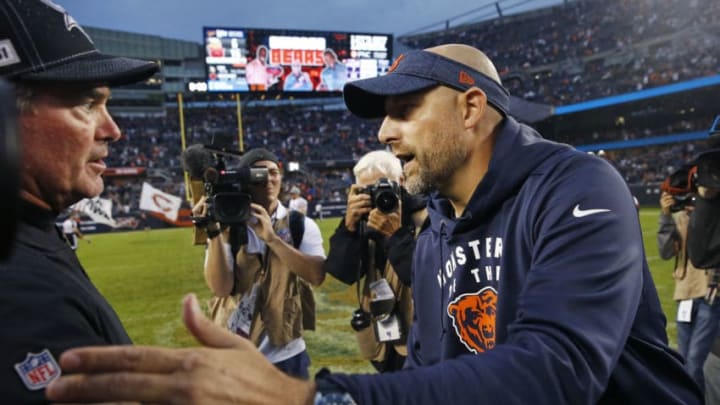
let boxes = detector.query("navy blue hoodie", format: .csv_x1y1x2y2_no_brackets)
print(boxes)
326,117,701,404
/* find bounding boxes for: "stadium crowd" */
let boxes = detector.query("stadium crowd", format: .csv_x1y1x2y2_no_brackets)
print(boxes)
101,104,711,216
92,0,719,215
402,0,719,105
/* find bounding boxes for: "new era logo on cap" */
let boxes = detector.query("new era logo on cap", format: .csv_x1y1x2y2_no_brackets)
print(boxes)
0,39,21,68
388,54,405,73
458,71,475,86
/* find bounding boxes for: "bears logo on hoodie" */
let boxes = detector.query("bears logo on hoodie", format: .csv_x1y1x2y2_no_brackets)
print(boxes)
447,287,497,353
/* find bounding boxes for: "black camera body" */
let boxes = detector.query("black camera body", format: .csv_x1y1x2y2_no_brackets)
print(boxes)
671,194,696,213
350,279,402,342
182,143,269,225
359,178,401,214
204,165,268,225
661,165,697,213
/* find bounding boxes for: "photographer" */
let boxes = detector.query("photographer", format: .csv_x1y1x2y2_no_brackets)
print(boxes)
687,148,720,404
192,148,325,379
324,150,427,372
657,166,720,393
0,0,158,402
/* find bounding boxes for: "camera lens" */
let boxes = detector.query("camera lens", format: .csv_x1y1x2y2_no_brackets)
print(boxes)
350,308,371,331
375,191,399,213
213,192,252,224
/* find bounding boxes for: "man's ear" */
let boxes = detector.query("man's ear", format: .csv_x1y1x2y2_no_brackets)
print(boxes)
461,87,487,129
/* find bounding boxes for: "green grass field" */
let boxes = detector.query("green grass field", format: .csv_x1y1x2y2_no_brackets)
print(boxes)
77,208,676,376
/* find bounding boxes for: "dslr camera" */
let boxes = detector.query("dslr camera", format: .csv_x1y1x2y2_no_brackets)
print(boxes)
661,165,697,213
359,178,401,214
183,144,268,225
350,278,402,343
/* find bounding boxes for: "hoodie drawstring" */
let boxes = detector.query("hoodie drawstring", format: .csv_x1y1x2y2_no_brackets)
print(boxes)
439,220,447,341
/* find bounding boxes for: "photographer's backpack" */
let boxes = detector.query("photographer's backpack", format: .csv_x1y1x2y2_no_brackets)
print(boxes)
288,210,305,249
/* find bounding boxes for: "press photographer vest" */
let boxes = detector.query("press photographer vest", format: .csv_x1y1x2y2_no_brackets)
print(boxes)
233,214,315,347
671,210,710,301
356,239,413,361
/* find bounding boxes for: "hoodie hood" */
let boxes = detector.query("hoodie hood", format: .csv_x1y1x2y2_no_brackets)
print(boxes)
427,117,569,235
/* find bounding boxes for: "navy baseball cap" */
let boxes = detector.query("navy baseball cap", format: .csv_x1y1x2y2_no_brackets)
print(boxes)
0,0,158,86
343,50,510,119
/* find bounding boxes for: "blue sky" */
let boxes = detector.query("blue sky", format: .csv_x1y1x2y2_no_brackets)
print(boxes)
57,0,562,43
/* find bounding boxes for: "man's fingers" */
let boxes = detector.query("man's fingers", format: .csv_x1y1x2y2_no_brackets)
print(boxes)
182,293,253,350
46,372,178,403
58,345,190,374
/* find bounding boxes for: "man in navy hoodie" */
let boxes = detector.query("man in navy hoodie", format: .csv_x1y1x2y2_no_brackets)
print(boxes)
47,44,701,405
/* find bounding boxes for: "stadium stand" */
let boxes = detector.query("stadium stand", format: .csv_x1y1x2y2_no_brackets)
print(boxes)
74,0,719,231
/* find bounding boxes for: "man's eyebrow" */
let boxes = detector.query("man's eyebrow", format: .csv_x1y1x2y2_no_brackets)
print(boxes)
85,87,111,100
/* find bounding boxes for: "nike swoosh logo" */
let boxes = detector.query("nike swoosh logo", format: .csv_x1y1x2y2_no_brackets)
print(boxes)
572,204,611,218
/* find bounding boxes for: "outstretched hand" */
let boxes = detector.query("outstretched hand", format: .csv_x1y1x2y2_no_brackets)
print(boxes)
46,294,316,404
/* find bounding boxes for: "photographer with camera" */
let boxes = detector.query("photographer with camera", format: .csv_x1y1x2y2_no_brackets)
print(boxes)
0,0,158,401
192,148,325,379
324,150,427,372
685,147,720,404
657,165,720,393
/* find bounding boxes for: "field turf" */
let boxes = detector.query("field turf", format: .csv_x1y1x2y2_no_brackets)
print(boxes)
77,208,675,376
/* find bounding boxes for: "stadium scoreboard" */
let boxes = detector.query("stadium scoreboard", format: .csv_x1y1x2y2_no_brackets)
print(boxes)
203,27,392,93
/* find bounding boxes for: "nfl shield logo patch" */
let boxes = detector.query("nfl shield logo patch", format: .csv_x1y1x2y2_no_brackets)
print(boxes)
14,349,61,390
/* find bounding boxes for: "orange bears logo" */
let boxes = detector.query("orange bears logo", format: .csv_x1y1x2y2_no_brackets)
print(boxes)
447,287,497,354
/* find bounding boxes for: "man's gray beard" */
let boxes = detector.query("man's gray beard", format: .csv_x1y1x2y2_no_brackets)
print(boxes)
404,172,435,196
404,131,465,196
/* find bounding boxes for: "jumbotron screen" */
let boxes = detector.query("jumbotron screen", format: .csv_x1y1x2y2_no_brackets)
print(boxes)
203,27,392,93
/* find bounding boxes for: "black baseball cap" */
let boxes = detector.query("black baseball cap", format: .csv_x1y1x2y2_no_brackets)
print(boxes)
343,50,510,119
239,148,279,167
0,0,158,86
695,149,720,189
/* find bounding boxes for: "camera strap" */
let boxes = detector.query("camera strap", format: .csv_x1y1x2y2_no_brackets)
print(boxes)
356,220,376,309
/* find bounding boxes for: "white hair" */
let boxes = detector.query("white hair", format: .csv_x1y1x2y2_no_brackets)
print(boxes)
353,150,403,182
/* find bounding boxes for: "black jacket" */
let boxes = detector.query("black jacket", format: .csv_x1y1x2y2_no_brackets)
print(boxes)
0,201,130,404
688,197,720,269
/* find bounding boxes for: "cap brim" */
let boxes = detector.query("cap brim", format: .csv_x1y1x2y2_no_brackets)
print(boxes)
690,149,720,165
18,53,159,87
343,74,438,119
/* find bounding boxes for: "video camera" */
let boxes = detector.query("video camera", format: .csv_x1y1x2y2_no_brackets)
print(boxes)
182,144,268,225
660,165,697,213
0,79,21,260
359,178,401,214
